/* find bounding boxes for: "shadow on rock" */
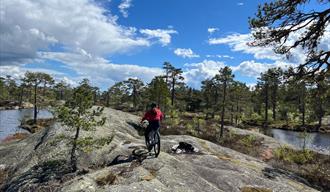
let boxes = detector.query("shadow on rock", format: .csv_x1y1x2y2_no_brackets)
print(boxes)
2,159,73,192
107,147,151,167
126,121,145,136
262,167,320,190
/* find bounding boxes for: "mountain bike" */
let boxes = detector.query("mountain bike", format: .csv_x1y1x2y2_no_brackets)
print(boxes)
146,129,160,158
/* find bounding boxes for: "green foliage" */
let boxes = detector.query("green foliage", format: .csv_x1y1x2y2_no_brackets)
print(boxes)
76,135,114,153
169,109,179,119
0,76,13,100
171,118,180,126
56,79,106,131
50,134,70,145
250,113,263,121
249,0,329,78
55,79,107,171
239,135,257,147
2,59,329,139
145,76,170,109
185,122,197,136
123,78,144,110
108,81,129,109
53,81,72,101
163,62,184,107
274,145,314,165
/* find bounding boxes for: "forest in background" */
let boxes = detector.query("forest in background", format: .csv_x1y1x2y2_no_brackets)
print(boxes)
1,62,329,134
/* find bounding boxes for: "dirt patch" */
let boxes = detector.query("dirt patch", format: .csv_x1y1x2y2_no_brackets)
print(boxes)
2,133,30,143
20,118,55,133
141,174,155,181
95,172,117,186
240,186,272,192
0,167,10,189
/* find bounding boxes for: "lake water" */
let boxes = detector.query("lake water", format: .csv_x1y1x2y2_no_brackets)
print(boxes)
262,128,330,155
0,109,53,141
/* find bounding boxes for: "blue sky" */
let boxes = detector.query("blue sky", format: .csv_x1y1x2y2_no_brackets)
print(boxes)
0,0,329,90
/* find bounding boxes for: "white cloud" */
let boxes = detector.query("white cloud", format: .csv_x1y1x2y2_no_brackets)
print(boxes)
209,33,296,61
209,24,330,68
207,27,219,34
0,0,179,89
174,48,200,58
38,51,163,88
118,0,132,18
237,2,244,6
140,29,178,46
183,60,226,88
0,0,155,66
232,60,295,77
0,65,76,86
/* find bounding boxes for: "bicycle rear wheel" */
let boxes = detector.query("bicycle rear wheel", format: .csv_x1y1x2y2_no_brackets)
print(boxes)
153,131,160,157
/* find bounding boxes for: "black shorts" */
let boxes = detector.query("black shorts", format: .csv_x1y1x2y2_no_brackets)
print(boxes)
145,120,160,140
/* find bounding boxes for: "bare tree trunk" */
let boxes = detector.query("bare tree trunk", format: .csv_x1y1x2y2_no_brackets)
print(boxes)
60,89,64,100
106,91,110,107
171,78,175,106
157,85,161,107
230,104,234,125
71,126,80,172
163,71,169,119
133,87,137,111
301,85,305,126
33,83,38,124
93,91,97,105
235,99,239,126
317,84,323,130
213,89,218,119
220,81,227,138
43,82,46,96
19,86,24,108
272,86,277,121
264,83,269,128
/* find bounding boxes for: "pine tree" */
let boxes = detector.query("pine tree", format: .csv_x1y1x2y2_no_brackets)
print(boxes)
216,67,234,137
249,0,330,78
23,72,54,124
55,79,106,172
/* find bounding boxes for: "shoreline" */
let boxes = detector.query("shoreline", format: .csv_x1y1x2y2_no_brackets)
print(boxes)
0,100,34,110
242,122,330,134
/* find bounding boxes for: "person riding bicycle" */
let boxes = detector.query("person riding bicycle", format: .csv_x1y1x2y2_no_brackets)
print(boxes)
141,103,163,151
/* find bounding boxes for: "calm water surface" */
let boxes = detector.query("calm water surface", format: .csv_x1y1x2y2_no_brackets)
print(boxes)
0,109,53,140
262,128,330,155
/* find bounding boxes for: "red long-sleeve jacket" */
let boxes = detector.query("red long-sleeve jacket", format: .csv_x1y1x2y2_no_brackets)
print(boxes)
142,108,163,122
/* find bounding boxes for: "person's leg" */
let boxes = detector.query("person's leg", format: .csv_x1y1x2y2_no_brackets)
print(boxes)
152,121,160,143
153,121,160,134
144,126,151,146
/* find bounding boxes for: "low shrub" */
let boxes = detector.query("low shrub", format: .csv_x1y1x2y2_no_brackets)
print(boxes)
274,145,314,165
239,135,257,147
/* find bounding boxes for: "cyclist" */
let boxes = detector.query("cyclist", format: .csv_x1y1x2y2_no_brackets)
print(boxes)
141,102,163,151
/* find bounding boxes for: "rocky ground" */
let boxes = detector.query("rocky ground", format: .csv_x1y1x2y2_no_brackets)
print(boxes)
0,108,321,192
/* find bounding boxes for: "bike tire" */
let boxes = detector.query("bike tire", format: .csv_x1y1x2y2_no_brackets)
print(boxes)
153,131,160,157
146,130,154,151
